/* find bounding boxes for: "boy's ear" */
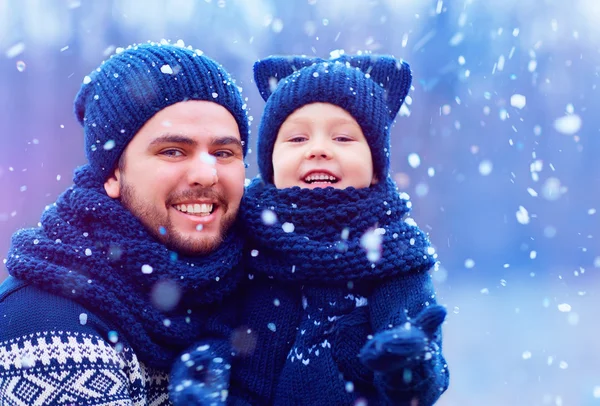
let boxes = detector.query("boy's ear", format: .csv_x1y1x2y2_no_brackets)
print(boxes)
104,168,122,198
253,56,324,102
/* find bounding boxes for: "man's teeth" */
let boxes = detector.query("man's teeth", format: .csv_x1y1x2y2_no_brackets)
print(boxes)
175,203,213,215
304,174,338,183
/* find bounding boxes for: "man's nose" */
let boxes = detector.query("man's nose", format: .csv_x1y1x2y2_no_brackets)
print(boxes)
188,152,217,187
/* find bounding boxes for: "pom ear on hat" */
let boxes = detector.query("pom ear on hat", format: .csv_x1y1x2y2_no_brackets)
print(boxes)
335,55,412,121
254,54,412,120
254,56,323,102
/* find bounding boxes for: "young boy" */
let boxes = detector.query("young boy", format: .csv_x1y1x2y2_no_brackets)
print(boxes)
171,54,449,405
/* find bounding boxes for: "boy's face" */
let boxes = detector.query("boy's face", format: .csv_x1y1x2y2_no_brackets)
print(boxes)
272,103,376,189
104,100,245,255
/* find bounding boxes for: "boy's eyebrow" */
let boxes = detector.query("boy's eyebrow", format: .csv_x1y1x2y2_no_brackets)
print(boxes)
283,117,357,126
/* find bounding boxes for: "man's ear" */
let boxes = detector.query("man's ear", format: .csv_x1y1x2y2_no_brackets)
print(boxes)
104,168,121,198
371,174,379,186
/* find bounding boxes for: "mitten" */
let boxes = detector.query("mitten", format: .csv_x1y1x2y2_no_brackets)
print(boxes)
359,304,446,373
331,305,374,386
169,340,232,406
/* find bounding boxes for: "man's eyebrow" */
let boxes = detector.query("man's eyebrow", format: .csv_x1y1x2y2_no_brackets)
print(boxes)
211,136,243,149
149,134,197,146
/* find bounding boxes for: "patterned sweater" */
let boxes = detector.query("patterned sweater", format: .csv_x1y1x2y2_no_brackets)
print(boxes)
0,277,172,406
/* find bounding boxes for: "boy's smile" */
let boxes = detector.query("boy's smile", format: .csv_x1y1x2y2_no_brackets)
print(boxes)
302,169,340,187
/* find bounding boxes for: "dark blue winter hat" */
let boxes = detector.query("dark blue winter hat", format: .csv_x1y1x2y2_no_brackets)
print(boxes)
253,54,412,183
74,41,250,182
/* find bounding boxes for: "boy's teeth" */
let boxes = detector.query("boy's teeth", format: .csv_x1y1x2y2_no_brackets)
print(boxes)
175,203,213,215
305,174,337,182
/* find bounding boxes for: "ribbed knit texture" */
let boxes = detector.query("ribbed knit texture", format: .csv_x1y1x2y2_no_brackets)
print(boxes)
74,41,250,182
253,54,412,183
225,177,444,405
5,164,244,370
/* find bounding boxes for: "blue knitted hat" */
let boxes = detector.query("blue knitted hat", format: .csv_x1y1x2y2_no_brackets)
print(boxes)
74,41,250,182
254,54,412,183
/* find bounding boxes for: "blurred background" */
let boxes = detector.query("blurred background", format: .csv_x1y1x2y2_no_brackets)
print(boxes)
1,0,599,404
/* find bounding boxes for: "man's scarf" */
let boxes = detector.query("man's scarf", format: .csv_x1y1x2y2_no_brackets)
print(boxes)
6,165,244,369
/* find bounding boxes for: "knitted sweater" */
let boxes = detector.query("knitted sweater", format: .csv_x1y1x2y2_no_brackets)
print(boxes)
226,177,449,405
0,277,170,405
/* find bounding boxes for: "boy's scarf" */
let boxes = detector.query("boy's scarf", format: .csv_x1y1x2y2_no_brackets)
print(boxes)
241,176,436,285
5,164,244,369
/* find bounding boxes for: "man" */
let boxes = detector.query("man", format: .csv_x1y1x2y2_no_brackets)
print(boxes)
0,41,249,405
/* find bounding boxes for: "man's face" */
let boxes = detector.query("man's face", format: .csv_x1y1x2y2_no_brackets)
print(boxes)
104,100,245,255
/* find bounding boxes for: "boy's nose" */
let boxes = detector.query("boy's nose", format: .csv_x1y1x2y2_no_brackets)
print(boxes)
305,142,332,160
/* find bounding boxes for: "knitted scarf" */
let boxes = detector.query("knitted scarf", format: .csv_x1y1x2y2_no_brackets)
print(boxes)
241,176,435,285
5,165,244,370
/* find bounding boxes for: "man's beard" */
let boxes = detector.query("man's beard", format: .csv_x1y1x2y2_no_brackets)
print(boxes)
120,180,237,255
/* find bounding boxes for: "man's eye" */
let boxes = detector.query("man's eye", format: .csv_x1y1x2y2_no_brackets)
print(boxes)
161,149,184,157
214,150,233,158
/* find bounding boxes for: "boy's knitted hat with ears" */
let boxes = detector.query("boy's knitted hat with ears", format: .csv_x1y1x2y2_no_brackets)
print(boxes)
253,54,412,184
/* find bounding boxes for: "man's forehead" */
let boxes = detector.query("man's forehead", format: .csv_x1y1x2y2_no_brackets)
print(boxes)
128,101,241,146
158,99,236,119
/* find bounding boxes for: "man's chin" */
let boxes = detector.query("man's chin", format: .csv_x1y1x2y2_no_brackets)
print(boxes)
154,213,237,256
166,234,224,256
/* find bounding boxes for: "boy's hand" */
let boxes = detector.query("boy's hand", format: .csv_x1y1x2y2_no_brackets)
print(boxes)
169,343,230,406
359,305,446,373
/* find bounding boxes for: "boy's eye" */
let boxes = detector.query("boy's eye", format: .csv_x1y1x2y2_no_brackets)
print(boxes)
334,135,352,142
160,149,184,157
289,136,307,143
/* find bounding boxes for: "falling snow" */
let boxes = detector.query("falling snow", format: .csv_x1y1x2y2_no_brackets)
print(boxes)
553,114,582,135
407,153,421,168
557,303,572,313
261,209,277,225
5,42,25,58
103,140,115,150
1,4,597,405
282,222,295,233
510,94,526,109
478,160,493,176
141,264,153,274
160,64,174,74
515,206,530,225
